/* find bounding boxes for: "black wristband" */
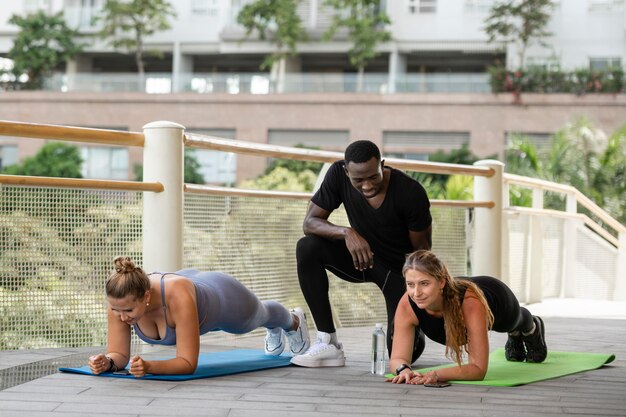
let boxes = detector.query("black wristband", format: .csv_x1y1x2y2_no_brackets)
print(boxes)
395,363,412,375
105,355,118,372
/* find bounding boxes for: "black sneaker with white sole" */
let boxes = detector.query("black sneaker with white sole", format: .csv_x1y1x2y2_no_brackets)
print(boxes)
523,316,547,363
504,332,526,362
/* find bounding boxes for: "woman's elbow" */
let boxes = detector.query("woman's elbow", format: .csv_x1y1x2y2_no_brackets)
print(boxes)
473,365,488,381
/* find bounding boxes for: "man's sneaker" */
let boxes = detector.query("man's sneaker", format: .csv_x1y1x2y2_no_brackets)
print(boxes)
504,332,526,362
285,308,310,355
290,331,345,367
264,327,285,356
523,316,547,363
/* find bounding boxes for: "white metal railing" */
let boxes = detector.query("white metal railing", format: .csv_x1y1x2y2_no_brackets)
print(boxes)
503,173,626,302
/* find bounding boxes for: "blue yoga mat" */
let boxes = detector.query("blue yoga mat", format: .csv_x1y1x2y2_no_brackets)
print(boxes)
59,349,292,381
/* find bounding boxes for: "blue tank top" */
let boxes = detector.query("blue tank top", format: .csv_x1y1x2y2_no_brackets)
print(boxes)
133,270,221,345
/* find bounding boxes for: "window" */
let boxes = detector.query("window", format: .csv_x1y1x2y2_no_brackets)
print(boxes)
383,131,470,155
589,0,623,11
80,147,129,180
186,129,237,185
506,132,552,151
268,130,349,149
589,58,622,72
0,145,19,171
408,0,437,14
63,0,103,28
23,0,51,14
464,0,494,12
526,57,560,71
192,0,219,16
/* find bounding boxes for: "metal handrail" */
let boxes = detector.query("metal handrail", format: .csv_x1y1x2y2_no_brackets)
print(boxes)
184,183,494,208
0,174,163,192
184,133,495,177
504,173,626,234
0,120,144,147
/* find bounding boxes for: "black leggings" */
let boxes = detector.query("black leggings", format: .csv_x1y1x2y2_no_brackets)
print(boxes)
296,235,425,362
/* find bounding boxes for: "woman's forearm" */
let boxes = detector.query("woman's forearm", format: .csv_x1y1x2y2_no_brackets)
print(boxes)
436,363,486,382
144,357,196,375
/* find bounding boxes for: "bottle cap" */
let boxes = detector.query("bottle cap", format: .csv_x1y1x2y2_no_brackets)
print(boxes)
375,323,384,328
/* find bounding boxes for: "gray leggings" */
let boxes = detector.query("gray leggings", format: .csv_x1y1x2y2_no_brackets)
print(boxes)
175,269,294,335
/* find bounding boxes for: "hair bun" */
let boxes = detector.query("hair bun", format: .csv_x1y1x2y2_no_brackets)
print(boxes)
113,256,137,273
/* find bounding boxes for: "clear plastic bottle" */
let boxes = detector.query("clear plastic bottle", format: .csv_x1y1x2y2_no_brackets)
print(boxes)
371,323,386,375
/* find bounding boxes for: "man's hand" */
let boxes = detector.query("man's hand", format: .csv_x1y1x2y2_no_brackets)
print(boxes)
344,228,374,271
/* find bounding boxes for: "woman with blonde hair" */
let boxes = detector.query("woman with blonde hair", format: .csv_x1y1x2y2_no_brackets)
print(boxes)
387,250,547,385
88,256,310,377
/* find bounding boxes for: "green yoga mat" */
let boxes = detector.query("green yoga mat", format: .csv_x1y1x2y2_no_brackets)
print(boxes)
385,349,615,387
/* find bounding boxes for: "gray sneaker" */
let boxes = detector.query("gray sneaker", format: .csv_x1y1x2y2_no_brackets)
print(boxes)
264,327,285,356
285,307,311,355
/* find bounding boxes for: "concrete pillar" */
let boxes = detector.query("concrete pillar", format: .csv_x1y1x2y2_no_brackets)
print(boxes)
472,160,504,278
142,121,185,272
172,42,193,93
272,56,302,93
388,49,407,93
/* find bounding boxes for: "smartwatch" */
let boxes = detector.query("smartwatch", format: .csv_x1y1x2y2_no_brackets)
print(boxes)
395,363,412,375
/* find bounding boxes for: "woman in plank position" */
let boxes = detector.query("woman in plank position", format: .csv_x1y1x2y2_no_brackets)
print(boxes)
88,256,310,377
386,250,547,385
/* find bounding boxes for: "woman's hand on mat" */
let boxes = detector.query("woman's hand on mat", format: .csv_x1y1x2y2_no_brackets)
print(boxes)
129,355,149,377
408,371,438,385
88,354,109,375
385,369,415,384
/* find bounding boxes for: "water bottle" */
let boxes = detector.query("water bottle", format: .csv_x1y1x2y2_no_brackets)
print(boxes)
371,323,386,375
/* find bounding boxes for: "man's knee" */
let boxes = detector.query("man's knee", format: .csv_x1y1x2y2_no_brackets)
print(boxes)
296,235,330,260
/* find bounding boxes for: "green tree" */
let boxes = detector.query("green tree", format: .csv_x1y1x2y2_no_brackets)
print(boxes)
133,149,205,184
484,0,553,70
407,145,495,198
183,149,205,184
1,142,83,178
264,144,323,175
505,118,626,225
323,0,391,91
241,166,318,192
237,0,307,70
95,0,176,76
7,11,83,89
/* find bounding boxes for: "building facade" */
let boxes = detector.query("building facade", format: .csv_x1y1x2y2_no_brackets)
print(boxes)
0,0,625,183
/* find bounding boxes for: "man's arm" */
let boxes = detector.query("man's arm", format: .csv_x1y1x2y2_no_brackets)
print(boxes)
303,201,346,239
303,201,374,270
409,225,432,251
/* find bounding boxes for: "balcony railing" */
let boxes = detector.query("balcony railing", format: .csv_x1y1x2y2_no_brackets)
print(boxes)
0,120,624,350
42,72,491,94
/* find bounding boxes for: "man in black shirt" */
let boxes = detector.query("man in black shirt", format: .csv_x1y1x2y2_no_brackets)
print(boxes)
291,140,432,368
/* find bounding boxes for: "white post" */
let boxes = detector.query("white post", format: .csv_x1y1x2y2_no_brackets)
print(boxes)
615,232,626,301
142,121,185,272
561,193,578,298
472,160,504,278
527,188,544,303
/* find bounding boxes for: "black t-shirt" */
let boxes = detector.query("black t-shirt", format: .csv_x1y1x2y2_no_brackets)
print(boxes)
311,160,432,273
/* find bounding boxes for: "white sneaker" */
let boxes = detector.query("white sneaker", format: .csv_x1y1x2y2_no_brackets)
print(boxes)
285,308,310,355
290,331,345,367
264,327,285,356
